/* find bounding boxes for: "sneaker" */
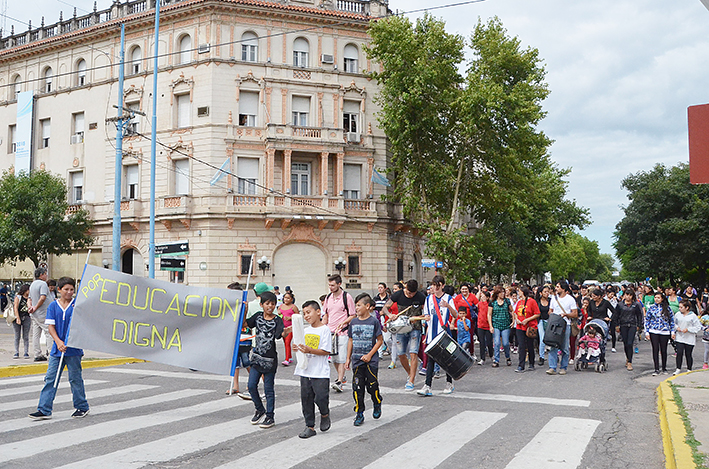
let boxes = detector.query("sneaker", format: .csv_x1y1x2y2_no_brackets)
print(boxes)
546,369,557,375
28,411,51,420
662,369,669,375
528,366,535,371
299,427,317,438
237,392,252,400
611,348,617,353
250,410,266,425
538,358,545,366
24,354,30,359
506,358,512,366
634,347,639,354
626,363,633,371
332,381,343,393
673,369,681,376
434,370,442,379
477,359,485,366
559,369,567,375
34,355,47,362
259,416,275,428
282,360,290,366
373,403,382,419
320,414,331,432
354,413,365,426
569,359,574,365
404,381,415,391
13,353,19,359
515,367,525,373
418,368,427,376
388,362,396,369
71,409,89,418
492,362,499,368
442,383,454,394
417,385,432,397
652,370,660,376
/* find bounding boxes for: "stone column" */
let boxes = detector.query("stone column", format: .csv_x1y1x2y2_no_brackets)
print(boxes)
336,152,344,196
283,149,292,194
321,151,329,195
265,147,275,190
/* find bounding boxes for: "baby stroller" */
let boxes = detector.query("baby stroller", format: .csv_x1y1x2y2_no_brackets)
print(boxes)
574,318,609,372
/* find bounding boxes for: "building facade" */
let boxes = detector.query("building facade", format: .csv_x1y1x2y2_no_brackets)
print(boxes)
0,0,427,300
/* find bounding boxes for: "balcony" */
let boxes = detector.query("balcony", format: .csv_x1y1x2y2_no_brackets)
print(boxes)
230,194,376,215
266,124,344,144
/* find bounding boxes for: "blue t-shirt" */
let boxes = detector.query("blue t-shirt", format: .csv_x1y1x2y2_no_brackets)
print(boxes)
457,318,471,345
348,315,382,368
45,300,83,357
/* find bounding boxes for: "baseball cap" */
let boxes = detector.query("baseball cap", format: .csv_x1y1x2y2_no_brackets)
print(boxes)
253,282,274,295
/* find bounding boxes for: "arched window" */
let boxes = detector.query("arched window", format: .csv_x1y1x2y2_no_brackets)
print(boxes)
343,44,359,73
241,31,258,62
76,59,87,86
179,35,191,64
12,75,21,99
129,46,142,74
293,37,309,68
44,67,53,93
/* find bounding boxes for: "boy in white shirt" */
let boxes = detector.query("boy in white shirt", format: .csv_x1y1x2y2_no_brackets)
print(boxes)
294,300,332,438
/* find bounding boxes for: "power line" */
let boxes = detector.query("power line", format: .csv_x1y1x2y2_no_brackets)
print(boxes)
0,0,489,90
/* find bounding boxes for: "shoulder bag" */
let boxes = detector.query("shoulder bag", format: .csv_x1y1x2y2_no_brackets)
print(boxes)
522,300,538,338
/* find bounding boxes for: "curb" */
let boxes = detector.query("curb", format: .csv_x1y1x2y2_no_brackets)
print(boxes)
0,357,146,378
657,369,703,469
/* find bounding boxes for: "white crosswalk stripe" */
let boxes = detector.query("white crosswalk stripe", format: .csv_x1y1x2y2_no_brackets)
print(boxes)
363,410,507,468
0,375,51,387
0,389,211,433
217,404,421,469
54,400,348,469
3,379,105,397
505,416,601,469
0,384,157,412
0,395,252,463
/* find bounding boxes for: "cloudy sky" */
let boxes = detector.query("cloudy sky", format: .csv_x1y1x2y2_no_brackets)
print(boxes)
5,0,709,265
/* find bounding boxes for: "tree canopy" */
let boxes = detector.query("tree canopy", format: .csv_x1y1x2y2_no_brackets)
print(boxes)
367,15,588,283
0,169,95,268
614,163,709,286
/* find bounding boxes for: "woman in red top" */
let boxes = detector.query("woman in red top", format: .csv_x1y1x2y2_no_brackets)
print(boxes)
278,292,299,366
455,283,479,356
513,286,540,372
476,290,493,365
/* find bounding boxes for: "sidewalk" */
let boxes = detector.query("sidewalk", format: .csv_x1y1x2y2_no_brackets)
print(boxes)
658,368,709,469
0,322,142,378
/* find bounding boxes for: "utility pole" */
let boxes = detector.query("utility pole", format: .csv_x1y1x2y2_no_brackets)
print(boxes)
111,23,126,272
149,0,160,279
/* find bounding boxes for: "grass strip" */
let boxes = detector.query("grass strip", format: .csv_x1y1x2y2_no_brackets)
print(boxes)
669,382,708,469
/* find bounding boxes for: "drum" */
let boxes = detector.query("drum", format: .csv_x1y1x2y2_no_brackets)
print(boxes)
424,331,474,380
388,316,413,335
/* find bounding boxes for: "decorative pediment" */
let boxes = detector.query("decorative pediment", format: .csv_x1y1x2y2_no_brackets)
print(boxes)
281,223,322,244
341,80,366,97
123,85,143,101
165,137,193,160
235,70,264,89
122,144,142,162
169,73,194,93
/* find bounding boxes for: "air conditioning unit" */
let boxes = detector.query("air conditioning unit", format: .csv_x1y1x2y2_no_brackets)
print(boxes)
321,54,334,64
71,132,84,144
197,106,210,117
347,132,360,143
198,43,211,54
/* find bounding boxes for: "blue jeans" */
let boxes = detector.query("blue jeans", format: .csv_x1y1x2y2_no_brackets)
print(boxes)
548,324,571,371
493,328,511,363
38,355,88,415
538,319,548,359
248,367,276,418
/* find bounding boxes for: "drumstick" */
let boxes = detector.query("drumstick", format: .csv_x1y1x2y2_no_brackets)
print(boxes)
395,305,414,316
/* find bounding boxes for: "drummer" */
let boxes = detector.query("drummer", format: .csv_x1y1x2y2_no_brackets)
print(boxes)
381,279,427,392
417,275,456,397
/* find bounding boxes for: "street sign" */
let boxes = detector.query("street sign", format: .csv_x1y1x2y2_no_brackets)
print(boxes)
160,257,186,272
435,261,443,268
421,259,436,268
155,240,189,257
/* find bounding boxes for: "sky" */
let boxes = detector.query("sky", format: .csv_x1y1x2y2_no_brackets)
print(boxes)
4,0,709,265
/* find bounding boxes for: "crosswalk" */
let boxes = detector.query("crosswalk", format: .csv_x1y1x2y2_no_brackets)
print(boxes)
0,366,602,468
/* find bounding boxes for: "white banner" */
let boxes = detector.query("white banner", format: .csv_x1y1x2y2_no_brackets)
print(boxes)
15,91,34,174
67,265,243,375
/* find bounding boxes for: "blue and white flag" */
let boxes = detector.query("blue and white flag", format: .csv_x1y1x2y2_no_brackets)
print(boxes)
371,168,391,187
210,157,231,186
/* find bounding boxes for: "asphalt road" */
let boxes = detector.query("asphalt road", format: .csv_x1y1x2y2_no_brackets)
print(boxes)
0,338,665,468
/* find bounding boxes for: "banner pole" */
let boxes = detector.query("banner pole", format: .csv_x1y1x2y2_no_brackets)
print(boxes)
228,254,255,394
54,250,92,389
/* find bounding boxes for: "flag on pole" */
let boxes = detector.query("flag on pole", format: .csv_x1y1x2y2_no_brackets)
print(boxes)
371,168,391,187
210,157,231,186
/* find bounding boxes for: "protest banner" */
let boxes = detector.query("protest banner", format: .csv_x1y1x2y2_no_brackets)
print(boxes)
67,265,242,375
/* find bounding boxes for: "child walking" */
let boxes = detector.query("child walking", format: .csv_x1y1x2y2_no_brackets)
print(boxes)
29,277,89,420
456,308,471,352
279,292,299,366
672,299,703,375
346,293,383,426
246,291,291,428
294,300,332,438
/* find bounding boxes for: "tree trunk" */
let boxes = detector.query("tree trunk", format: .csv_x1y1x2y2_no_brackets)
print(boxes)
447,156,466,233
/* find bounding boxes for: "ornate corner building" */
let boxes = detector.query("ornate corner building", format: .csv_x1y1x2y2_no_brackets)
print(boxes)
0,0,426,299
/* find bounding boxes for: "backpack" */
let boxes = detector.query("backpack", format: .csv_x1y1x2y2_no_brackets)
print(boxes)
543,313,567,348
325,290,350,316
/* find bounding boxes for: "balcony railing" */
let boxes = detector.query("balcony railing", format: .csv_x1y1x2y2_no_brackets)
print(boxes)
266,124,344,143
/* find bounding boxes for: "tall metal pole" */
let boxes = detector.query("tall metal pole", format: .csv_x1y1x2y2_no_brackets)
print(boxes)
149,0,160,279
112,23,125,272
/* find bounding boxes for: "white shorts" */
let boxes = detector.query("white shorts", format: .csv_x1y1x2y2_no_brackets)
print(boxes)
331,333,349,364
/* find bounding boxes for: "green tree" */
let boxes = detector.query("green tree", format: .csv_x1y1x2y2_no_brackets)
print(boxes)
0,169,94,268
614,163,709,285
367,15,587,283
546,232,613,282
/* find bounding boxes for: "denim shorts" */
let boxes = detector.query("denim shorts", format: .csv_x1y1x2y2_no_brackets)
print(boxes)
395,329,422,356
236,348,251,368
